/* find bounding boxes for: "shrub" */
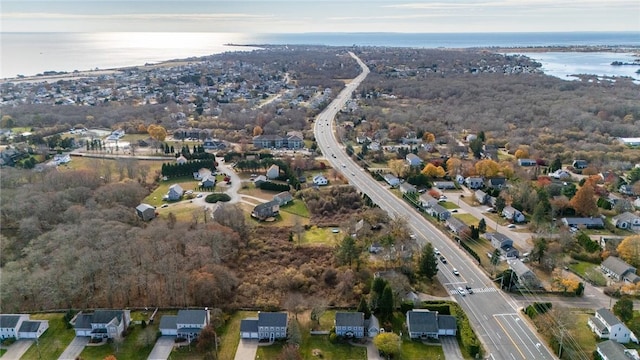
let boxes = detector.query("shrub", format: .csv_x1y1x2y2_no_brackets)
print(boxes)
524,302,552,319
205,193,231,203
259,181,290,192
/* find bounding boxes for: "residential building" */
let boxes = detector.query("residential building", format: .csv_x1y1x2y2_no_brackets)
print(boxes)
167,184,184,201
612,212,640,231
240,312,288,340
507,259,541,289
176,155,188,165
433,181,456,190
465,177,484,189
312,174,328,186
502,206,525,223
601,256,638,282
485,232,520,258
251,200,280,220
272,191,293,206
369,242,383,254
573,160,588,169
399,182,417,194
419,194,438,209
619,184,636,196
588,308,632,343
406,309,457,339
202,138,226,150
446,217,469,235
487,177,507,189
159,309,209,342
334,312,365,338
596,339,637,360
562,217,605,229
550,169,572,179
252,134,303,149
74,310,131,340
253,175,267,186
266,164,280,179
0,315,49,340
475,190,489,204
406,153,423,167
200,175,216,189
426,204,451,221
517,159,537,166
383,173,400,187
135,203,156,221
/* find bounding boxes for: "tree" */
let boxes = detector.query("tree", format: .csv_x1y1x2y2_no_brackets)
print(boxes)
514,148,529,159
475,159,501,178
613,297,634,323
490,249,501,267
550,157,562,172
531,238,548,265
497,269,518,291
196,325,217,353
373,332,401,358
378,285,394,319
418,243,438,280
253,125,263,136
336,236,359,267
569,181,598,216
494,196,506,213
469,137,484,159
147,124,167,142
422,132,435,143
478,218,487,233
388,159,407,178
287,319,302,346
357,296,371,319
446,157,462,177
617,235,640,267
421,163,445,178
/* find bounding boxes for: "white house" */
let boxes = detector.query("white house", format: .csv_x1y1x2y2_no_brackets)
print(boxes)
176,155,188,165
266,164,280,179
313,174,328,186
399,182,417,194
612,212,640,231
406,153,423,167
502,206,525,223
0,314,49,340
550,169,572,179
240,312,288,340
465,177,484,189
601,256,638,282
588,308,632,343
335,312,365,338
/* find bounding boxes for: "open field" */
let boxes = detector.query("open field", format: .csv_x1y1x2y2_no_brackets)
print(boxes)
61,156,164,184
453,213,480,227
302,225,342,246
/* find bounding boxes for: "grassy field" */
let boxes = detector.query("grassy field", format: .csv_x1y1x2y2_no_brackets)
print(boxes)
21,313,75,360
302,226,342,246
439,201,460,210
453,213,480,227
280,200,310,218
568,261,607,286
218,311,256,360
60,156,164,184
399,340,444,360
143,176,200,206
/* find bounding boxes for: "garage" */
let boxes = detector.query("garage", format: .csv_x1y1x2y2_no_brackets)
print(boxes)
158,315,177,336
240,319,258,339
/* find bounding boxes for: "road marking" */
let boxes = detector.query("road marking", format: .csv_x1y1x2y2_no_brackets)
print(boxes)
493,316,527,360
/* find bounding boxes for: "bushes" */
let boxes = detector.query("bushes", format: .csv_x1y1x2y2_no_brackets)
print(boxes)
258,181,290,192
459,240,481,265
524,302,552,319
205,193,231,203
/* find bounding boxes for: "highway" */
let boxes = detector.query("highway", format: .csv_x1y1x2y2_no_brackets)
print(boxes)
314,52,557,360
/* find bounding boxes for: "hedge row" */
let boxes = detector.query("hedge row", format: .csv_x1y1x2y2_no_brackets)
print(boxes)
258,181,290,192
524,302,552,319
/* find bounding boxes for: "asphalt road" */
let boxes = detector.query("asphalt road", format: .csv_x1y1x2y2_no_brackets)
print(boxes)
314,52,557,360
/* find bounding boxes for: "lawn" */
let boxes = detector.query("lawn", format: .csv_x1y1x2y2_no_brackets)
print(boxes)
217,311,256,360
21,313,76,360
59,156,164,184
453,213,480,227
439,201,460,210
568,312,597,356
300,336,367,360
302,226,341,246
400,339,444,360
280,200,310,218
79,324,158,360
0,349,6,356
568,261,607,286
143,176,200,207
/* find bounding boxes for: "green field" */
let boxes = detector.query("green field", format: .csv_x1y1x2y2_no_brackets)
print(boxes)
21,313,75,360
280,199,310,218
568,261,607,286
302,226,342,246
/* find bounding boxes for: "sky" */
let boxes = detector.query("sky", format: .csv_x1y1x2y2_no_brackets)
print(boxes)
1,0,639,33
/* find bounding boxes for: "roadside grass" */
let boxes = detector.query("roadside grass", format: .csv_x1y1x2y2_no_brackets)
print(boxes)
439,202,460,210
414,277,451,298
0,349,6,356
21,313,75,360
400,339,444,360
302,226,341,246
567,312,597,354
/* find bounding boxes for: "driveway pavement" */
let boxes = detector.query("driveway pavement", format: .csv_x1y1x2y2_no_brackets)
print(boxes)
2,339,34,360
58,336,89,360
365,340,382,360
440,336,464,360
234,339,258,360
147,336,175,360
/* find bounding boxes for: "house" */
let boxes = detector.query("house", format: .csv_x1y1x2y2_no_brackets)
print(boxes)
74,310,131,339
487,177,507,190
427,204,451,221
0,315,49,340
200,175,216,189
203,138,226,150
475,190,489,204
573,160,588,169
419,194,438,209
517,159,537,167
369,242,384,254
253,175,267,186
446,217,469,235
159,309,209,342
550,169,572,179
399,182,417,194
502,206,525,223
273,191,293,206
285,135,304,149
52,154,71,165
406,309,457,339
176,155,188,165
588,308,632,343
383,173,400,187
266,164,280,179
507,259,540,289
251,200,280,220
620,184,636,196
253,134,284,149
596,339,637,360
406,153,423,167
561,217,605,229
484,232,519,258
433,181,456,190
240,312,288,340
365,315,380,338
465,177,484,189
335,312,365,338
612,212,640,231
601,256,637,282
312,174,328,186
136,203,156,221
167,184,184,201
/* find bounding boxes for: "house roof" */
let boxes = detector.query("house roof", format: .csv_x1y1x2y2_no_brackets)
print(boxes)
74,314,93,329
601,256,636,277
92,310,123,325
335,312,364,327
446,217,468,231
613,212,640,223
508,259,534,278
589,316,608,332
407,310,438,333
625,273,640,284
597,340,628,359
274,192,293,201
419,194,437,205
562,217,605,227
177,310,207,325
488,178,506,186
437,315,457,331
596,308,623,327
406,153,422,162
267,164,279,171
136,203,155,212
253,200,279,213
19,321,43,333
159,315,177,330
431,204,449,214
240,318,258,333
503,206,520,214
258,312,287,327
383,173,399,182
169,184,184,194
485,233,513,247
399,183,416,192
0,315,22,328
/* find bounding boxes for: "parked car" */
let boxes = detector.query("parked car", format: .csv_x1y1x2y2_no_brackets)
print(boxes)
507,224,516,229
161,204,169,208
434,247,441,255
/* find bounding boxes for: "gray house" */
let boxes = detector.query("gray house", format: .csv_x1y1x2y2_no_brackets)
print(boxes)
427,204,451,221
335,312,365,338
0,315,49,340
159,309,209,342
596,339,634,360
406,309,457,339
475,190,489,205
433,181,456,190
167,184,184,201
406,153,423,167
446,217,469,235
240,312,288,340
612,212,640,231
273,192,293,206
399,182,417,194
465,177,484,189
74,310,131,340
199,176,216,189
502,206,525,223
419,194,438,209
383,173,400,187
601,256,637,282
251,200,280,220
507,259,541,289
136,203,156,221
561,217,605,229
485,232,519,258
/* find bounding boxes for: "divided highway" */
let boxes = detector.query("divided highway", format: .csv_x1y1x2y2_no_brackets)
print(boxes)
314,52,556,360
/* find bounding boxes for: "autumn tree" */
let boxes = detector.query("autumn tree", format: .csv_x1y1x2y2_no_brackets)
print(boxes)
446,157,462,177
147,124,167,142
253,126,263,136
196,325,218,354
388,159,407,178
421,163,445,178
475,159,500,178
422,132,435,143
569,181,598,216
617,235,640,267
373,332,401,357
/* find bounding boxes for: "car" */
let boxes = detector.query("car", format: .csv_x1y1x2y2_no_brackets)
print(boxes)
507,224,516,229
465,285,474,294
409,234,417,240
161,204,169,208
451,209,458,213
434,248,441,255
196,193,203,198
341,164,346,168
332,228,340,233
351,173,355,176
453,268,460,276
439,256,447,263
457,287,466,296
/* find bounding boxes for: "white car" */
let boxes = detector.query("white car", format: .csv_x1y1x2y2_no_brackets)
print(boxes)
434,247,441,255
457,287,466,296
453,268,460,276
507,224,516,229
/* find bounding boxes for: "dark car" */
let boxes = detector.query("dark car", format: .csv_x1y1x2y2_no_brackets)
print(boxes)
465,285,474,294
439,256,447,264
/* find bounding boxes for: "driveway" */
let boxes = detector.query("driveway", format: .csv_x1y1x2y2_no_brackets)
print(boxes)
234,339,258,360
2,339,34,360
147,336,175,360
365,340,382,360
58,336,89,360
440,336,464,360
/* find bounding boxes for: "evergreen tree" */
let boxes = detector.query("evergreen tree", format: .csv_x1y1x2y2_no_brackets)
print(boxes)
378,285,394,319
550,157,562,172
418,243,438,280
357,296,371,319
478,218,487,233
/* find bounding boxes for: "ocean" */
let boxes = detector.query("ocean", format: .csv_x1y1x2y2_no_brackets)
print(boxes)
1,32,639,80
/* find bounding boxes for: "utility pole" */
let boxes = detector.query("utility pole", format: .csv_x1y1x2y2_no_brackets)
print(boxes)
558,328,564,358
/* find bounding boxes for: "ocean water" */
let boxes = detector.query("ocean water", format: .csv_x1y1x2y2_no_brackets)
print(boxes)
1,31,639,79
